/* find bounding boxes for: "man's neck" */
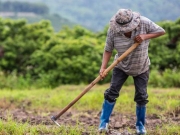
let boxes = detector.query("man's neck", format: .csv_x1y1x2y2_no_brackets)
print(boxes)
124,32,132,38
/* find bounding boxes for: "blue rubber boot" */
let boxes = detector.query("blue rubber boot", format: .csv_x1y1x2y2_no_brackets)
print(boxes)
136,105,147,135
99,100,115,133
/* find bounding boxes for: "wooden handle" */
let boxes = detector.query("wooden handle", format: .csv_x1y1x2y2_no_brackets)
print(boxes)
53,42,140,120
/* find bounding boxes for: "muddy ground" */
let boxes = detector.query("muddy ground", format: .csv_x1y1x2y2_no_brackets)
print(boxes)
0,107,180,135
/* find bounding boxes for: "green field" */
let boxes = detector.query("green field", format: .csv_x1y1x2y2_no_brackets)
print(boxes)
0,85,180,135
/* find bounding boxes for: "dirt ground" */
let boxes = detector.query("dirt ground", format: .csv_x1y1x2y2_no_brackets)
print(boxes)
0,106,180,135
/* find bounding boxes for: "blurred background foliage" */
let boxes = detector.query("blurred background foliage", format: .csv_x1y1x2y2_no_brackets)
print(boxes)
0,0,180,31
0,0,180,89
0,17,180,89
0,1,76,32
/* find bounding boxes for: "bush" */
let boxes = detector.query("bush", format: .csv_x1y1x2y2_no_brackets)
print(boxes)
148,69,180,88
0,18,180,88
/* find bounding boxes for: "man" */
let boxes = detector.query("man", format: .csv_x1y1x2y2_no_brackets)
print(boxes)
98,9,165,134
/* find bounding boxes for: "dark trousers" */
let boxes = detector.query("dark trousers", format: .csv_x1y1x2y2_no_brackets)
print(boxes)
104,67,149,105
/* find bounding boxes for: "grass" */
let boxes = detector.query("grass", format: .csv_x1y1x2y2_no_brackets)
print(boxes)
151,124,180,135
0,118,83,135
0,113,99,135
0,85,179,113
0,84,179,134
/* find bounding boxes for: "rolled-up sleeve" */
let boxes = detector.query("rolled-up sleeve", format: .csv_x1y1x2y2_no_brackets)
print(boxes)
104,28,114,52
147,20,165,34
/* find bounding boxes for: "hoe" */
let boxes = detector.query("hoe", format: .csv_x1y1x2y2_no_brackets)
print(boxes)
51,42,140,126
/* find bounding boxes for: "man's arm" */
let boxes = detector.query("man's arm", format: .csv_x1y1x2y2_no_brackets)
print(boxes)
135,32,165,43
99,50,112,78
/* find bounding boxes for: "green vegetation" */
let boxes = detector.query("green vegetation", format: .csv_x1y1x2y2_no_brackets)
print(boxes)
0,0,180,31
2,84,178,115
0,2,179,134
0,17,180,88
1,0,180,31
0,117,85,135
0,85,179,134
0,1,76,32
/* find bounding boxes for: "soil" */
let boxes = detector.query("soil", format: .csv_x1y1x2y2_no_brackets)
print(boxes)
0,107,180,135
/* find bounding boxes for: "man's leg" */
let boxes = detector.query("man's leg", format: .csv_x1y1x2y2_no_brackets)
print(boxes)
133,70,149,134
99,68,128,132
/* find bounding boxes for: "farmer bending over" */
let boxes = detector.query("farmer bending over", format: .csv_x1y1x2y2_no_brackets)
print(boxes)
98,9,165,134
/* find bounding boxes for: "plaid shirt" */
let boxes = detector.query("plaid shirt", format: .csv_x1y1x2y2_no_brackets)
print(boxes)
105,16,165,76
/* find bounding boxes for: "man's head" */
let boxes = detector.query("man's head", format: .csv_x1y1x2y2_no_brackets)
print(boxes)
110,9,140,33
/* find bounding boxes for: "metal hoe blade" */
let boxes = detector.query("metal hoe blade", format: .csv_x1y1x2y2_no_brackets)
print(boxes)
51,116,61,127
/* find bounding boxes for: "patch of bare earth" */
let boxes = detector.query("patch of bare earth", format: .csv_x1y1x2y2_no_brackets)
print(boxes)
0,107,180,135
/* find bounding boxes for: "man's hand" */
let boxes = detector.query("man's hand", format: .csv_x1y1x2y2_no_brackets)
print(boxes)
134,34,146,43
99,68,107,80
134,32,165,43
